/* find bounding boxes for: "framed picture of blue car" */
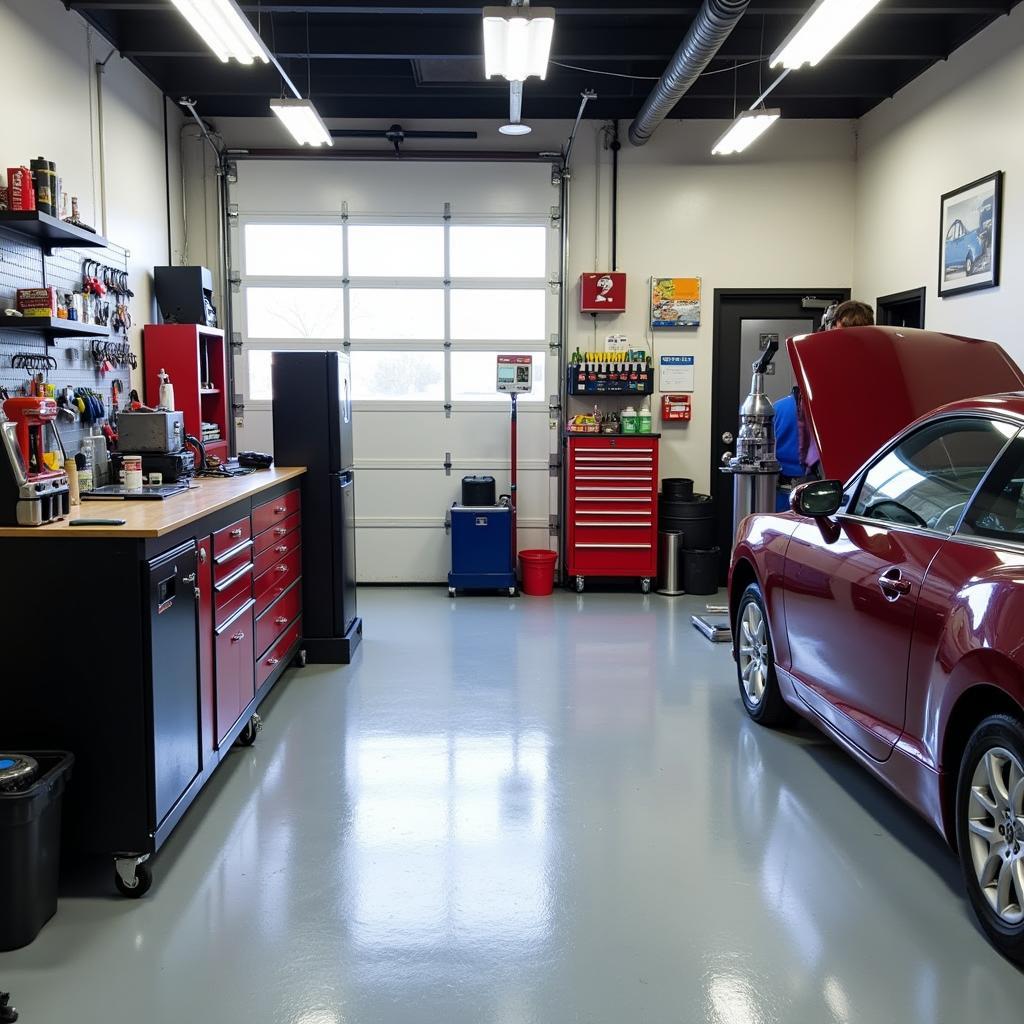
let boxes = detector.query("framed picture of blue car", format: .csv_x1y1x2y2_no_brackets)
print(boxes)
939,171,1003,297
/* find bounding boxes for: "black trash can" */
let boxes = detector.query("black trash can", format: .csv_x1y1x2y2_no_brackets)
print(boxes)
658,493,715,550
661,477,694,501
683,548,720,596
0,751,74,951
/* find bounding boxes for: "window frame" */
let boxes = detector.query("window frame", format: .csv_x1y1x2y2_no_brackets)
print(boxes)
956,425,1024,548
842,413,1018,537
237,212,551,413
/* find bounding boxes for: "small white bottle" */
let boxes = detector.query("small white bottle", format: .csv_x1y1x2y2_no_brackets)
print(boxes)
158,368,174,411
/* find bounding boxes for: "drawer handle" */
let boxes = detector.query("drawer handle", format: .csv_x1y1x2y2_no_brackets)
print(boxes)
214,562,254,592
274,505,287,514
274,545,289,554
276,564,289,574
214,538,254,565
230,528,243,538
274,616,288,626
215,598,256,635
266,656,281,667
231,632,246,643
274,527,288,536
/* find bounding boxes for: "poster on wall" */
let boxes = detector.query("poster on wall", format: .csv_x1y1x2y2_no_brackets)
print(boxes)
651,277,701,327
659,355,695,392
939,171,1003,298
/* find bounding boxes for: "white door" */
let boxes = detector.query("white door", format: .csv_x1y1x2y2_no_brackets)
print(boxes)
229,161,559,582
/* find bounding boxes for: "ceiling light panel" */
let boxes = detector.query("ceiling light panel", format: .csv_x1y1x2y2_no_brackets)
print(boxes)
270,99,334,147
482,6,555,82
711,109,781,156
770,0,884,70
170,0,270,64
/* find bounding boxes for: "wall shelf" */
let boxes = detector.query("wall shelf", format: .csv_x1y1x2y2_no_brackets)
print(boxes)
0,316,111,340
0,211,109,254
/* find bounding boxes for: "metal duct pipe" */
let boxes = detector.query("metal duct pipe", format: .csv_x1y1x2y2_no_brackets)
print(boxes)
628,0,751,146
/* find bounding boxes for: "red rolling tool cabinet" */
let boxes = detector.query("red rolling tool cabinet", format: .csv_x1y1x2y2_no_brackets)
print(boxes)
142,324,230,464
565,434,660,593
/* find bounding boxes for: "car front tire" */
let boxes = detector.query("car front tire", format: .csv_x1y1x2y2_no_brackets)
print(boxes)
735,583,793,727
966,253,975,276
956,714,1024,964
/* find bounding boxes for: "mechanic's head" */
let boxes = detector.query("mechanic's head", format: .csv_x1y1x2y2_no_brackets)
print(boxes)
824,300,875,330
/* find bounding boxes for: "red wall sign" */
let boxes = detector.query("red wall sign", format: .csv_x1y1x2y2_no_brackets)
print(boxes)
580,272,627,313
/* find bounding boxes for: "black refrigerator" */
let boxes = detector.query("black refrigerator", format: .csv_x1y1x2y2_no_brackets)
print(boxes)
272,351,362,663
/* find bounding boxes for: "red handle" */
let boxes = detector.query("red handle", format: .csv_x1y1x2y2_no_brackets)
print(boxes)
274,545,288,554
266,657,280,666
231,632,245,643
273,506,287,514
274,527,287,536
276,564,288,574
230,528,243,538
274,616,288,626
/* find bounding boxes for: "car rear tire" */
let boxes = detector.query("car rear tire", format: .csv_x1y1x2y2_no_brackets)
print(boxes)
735,583,793,727
966,253,975,277
956,714,1024,964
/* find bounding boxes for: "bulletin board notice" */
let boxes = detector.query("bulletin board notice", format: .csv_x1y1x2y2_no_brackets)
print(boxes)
660,355,695,392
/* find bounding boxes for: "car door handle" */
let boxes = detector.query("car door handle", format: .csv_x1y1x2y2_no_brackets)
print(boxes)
878,568,912,601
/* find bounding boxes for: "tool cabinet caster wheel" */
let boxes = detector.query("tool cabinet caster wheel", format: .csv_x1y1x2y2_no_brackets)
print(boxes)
293,648,307,668
575,576,585,593
237,712,262,748
508,586,517,597
641,577,652,594
114,856,152,898
448,587,456,598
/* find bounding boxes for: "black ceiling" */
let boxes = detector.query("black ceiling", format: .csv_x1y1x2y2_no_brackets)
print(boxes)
69,1,1022,122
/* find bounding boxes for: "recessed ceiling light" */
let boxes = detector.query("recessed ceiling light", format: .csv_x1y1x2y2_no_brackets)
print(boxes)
499,123,533,136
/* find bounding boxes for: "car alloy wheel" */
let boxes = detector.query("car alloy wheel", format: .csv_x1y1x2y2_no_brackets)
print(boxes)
966,746,1024,925
738,602,769,707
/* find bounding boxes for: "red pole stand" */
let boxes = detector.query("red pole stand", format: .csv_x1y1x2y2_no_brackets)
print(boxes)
510,391,518,563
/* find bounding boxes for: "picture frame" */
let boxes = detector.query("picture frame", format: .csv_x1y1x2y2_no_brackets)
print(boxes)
938,171,1003,298
650,277,701,328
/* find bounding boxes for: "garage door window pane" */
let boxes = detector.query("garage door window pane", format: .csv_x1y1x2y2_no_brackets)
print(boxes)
247,288,344,338
248,350,273,401
351,351,445,401
245,224,343,276
452,351,546,402
349,226,444,277
450,226,546,278
451,290,546,340
350,288,444,339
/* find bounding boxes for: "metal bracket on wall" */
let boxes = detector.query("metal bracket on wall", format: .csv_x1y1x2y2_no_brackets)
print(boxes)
550,205,561,225
548,453,560,476
231,332,242,352
227,204,239,220
548,279,561,294
341,201,349,222
443,451,452,476
549,332,560,353
444,514,451,535
225,163,238,185
229,271,241,292
551,166,563,187
444,403,452,420
549,514,560,536
443,202,452,222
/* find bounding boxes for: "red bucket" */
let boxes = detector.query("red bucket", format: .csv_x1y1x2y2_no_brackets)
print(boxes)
519,549,558,596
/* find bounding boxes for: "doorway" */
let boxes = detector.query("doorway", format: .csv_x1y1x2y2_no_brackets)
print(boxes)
877,287,926,329
711,288,850,578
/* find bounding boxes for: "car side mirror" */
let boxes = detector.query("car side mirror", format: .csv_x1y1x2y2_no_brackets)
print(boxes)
791,479,844,518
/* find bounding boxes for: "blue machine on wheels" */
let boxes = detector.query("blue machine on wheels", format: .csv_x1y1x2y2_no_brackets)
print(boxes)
447,355,533,597
447,501,517,597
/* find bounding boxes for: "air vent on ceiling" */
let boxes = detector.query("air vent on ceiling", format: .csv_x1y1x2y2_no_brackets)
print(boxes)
412,58,503,87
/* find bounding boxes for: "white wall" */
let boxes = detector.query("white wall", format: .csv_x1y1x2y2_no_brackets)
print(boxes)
572,118,856,492
3,0,183,361
854,7,1024,364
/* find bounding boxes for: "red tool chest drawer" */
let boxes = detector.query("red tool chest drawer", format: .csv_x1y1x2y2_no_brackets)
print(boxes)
255,545,302,616
256,581,302,658
213,537,254,584
214,600,255,745
566,435,659,587
253,489,301,536
214,562,255,623
254,533,300,579
254,509,300,555
256,617,302,690
213,515,251,557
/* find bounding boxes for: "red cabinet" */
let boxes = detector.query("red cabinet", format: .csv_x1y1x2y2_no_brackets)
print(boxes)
214,602,255,746
565,435,659,590
142,324,230,464
252,492,303,667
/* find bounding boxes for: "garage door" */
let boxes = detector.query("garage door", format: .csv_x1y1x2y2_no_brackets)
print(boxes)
228,161,560,583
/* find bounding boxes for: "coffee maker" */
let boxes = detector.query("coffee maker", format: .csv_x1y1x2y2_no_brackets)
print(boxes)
0,397,71,526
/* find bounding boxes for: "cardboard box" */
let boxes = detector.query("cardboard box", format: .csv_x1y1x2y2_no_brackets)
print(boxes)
17,287,57,317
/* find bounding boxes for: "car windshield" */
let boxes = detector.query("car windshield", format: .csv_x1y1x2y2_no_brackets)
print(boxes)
851,418,1011,532
961,431,1024,541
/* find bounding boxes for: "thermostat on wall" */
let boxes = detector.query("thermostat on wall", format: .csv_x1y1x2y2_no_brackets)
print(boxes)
497,354,533,394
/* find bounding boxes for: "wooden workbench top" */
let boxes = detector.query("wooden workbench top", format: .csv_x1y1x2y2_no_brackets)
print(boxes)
0,467,306,539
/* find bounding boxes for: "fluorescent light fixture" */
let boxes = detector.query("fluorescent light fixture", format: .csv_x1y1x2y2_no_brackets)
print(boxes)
711,109,781,156
270,98,334,147
770,0,884,70
169,0,270,64
482,6,555,82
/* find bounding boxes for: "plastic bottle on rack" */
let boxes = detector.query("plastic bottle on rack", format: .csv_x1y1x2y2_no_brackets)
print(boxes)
638,398,652,434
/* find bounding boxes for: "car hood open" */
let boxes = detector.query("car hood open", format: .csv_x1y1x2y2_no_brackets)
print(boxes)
787,325,1024,483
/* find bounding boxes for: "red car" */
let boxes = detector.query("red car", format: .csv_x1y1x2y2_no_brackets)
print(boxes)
729,325,1024,962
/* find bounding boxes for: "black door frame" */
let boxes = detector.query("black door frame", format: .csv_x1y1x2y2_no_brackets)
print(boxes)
877,286,927,328
710,287,850,579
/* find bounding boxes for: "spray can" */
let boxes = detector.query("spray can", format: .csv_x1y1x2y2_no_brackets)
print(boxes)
158,368,175,411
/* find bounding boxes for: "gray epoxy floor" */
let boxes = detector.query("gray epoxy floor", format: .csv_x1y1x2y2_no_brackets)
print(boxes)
3,586,1024,1022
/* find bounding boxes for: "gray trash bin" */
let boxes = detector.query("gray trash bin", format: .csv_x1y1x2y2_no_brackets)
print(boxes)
657,530,685,596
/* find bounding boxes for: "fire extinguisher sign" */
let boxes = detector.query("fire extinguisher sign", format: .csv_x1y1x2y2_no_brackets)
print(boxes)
659,355,695,392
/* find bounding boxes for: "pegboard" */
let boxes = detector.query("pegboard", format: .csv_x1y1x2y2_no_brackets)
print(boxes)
0,228,132,458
